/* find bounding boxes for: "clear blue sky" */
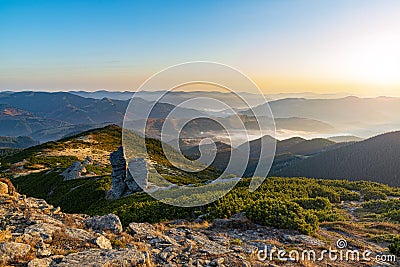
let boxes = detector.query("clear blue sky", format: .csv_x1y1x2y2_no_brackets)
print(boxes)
1,0,400,95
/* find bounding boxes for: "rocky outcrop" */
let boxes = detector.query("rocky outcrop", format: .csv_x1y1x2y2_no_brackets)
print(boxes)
84,214,123,234
0,179,146,267
127,158,148,191
107,146,147,199
61,161,86,181
52,249,148,267
108,147,128,199
0,242,31,263
0,178,395,267
0,178,16,195
0,181,8,195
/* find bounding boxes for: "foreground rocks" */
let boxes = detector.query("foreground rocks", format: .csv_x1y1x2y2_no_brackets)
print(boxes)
53,249,148,267
0,180,148,267
0,179,397,267
84,214,123,234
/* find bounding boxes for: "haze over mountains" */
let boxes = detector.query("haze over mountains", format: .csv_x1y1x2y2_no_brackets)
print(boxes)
2,90,398,144
243,96,400,137
69,90,351,102
1,88,400,186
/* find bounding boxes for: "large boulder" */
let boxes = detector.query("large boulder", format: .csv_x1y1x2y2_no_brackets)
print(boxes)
25,223,62,243
84,214,123,234
61,161,86,181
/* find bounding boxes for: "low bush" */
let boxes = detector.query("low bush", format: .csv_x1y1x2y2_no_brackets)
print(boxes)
245,198,319,235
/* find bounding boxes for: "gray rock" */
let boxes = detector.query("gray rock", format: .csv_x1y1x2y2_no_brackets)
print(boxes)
159,251,177,263
189,234,232,255
0,242,31,263
25,223,61,243
50,249,147,267
84,214,123,234
108,147,128,199
61,161,86,181
210,235,230,245
108,147,146,199
127,158,148,191
128,222,157,237
94,235,112,249
64,227,96,241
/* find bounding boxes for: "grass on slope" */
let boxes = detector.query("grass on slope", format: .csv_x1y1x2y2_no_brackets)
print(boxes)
4,125,400,237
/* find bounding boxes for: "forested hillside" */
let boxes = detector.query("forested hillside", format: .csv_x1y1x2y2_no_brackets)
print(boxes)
277,131,400,186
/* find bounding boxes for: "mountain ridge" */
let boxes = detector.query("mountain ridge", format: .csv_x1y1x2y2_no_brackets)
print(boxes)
276,130,400,186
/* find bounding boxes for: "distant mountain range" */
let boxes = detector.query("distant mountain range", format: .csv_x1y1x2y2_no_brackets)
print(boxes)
1,91,400,148
0,91,207,141
274,131,400,187
69,90,352,103
70,90,267,110
179,130,400,187
0,91,127,124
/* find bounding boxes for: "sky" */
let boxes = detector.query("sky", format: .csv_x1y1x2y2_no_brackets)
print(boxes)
1,0,400,96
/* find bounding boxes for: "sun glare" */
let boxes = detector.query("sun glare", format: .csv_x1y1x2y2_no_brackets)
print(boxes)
344,32,400,85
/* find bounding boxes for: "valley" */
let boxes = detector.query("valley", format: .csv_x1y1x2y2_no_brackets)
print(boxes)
0,92,400,266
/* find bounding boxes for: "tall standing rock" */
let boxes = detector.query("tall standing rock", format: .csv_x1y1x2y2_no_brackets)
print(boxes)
108,146,145,199
109,147,128,199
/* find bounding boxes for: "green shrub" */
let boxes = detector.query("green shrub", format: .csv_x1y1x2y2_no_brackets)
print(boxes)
309,186,341,203
245,198,319,235
389,238,400,256
314,208,349,222
363,189,388,201
294,197,332,211
339,190,361,201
